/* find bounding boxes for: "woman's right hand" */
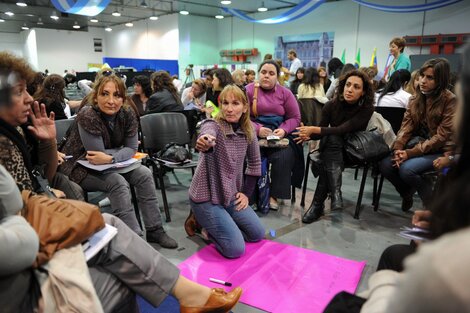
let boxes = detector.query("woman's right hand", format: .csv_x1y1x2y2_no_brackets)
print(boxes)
259,127,272,138
196,134,216,152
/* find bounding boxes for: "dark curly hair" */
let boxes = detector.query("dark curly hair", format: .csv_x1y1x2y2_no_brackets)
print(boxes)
335,69,375,108
132,75,152,98
0,51,35,103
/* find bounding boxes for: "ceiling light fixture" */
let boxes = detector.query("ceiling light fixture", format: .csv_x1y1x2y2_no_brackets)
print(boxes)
140,0,148,8
149,15,158,20
73,21,80,29
0,19,5,22
21,23,29,30
16,2,27,7
125,22,133,27
105,27,112,31
179,9,189,15
258,2,268,12
90,18,98,22
50,12,59,20
215,14,224,19
112,10,121,17
220,0,231,4
37,17,43,25
5,11,15,16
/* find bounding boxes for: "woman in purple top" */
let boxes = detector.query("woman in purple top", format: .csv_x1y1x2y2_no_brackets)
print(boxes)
188,85,265,258
245,60,302,210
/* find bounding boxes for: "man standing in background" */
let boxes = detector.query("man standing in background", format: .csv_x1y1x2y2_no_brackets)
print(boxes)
288,49,302,83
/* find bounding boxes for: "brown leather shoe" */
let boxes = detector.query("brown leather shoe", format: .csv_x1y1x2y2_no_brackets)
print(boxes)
180,287,242,313
184,211,200,237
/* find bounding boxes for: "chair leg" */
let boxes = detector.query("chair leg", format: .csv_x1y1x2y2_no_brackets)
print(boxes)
354,168,359,180
372,173,378,206
291,185,296,204
130,187,143,229
157,165,171,223
300,156,311,207
354,165,369,219
374,175,385,212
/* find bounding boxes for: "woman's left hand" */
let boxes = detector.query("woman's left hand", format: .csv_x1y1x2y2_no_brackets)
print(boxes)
293,125,320,143
235,192,249,211
27,102,56,141
273,128,286,138
86,151,113,165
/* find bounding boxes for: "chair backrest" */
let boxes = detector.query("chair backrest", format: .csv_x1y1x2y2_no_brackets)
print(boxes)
140,112,190,152
375,107,406,134
55,118,76,143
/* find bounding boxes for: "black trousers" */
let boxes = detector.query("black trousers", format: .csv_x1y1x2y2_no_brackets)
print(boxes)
376,241,417,272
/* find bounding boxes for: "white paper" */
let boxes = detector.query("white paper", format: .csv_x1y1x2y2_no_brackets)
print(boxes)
77,158,138,172
84,224,118,261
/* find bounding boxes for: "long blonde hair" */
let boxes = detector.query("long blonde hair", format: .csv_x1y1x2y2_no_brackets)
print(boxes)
216,84,255,142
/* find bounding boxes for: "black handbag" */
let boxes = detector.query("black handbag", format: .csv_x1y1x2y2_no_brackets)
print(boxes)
156,143,192,164
344,129,390,164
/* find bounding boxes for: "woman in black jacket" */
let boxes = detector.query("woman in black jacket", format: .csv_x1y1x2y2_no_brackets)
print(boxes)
295,70,375,223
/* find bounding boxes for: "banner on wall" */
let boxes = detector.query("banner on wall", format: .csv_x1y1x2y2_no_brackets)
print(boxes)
274,32,335,70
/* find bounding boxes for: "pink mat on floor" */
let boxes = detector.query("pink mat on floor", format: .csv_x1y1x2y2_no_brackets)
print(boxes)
178,240,366,313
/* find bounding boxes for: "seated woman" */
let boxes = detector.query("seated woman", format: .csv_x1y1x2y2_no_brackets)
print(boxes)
146,70,183,114
246,59,302,210
379,58,456,211
181,78,207,110
318,66,331,94
187,85,265,258
205,68,234,118
34,73,70,120
60,73,177,248
131,75,152,115
297,67,329,126
289,67,305,96
295,70,375,223
231,69,246,91
404,69,420,96
375,69,411,108
244,69,256,85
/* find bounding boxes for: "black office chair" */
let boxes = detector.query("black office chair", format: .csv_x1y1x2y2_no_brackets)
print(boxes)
373,106,406,211
55,117,76,146
140,112,198,222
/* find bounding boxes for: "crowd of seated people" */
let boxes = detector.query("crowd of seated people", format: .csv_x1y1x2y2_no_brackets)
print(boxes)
0,51,243,313
1,34,468,312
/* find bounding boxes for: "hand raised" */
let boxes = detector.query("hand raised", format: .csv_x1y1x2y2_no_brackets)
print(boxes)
27,102,56,141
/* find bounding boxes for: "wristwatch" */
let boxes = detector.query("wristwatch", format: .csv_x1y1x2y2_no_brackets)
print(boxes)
448,155,455,161
111,156,116,164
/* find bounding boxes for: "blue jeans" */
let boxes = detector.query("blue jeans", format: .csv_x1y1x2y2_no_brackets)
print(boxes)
379,153,440,205
190,199,265,258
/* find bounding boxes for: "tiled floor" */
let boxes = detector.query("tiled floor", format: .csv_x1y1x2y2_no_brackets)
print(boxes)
107,155,419,312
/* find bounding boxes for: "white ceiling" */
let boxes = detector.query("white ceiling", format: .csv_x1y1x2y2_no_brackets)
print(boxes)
0,0,340,34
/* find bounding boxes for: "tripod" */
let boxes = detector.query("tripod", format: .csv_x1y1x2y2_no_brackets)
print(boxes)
183,66,195,88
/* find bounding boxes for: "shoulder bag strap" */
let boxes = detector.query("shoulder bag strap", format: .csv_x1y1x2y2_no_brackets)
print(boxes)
252,82,259,117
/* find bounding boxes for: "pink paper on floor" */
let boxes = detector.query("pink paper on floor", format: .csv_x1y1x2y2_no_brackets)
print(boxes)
178,240,366,313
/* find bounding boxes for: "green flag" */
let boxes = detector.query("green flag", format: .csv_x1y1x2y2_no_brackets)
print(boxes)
354,49,361,68
341,49,346,64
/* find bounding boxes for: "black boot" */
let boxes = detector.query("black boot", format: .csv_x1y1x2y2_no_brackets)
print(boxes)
302,175,328,224
326,164,344,211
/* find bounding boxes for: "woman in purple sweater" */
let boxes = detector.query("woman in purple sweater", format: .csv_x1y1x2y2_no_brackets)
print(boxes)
188,85,265,258
245,60,302,210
